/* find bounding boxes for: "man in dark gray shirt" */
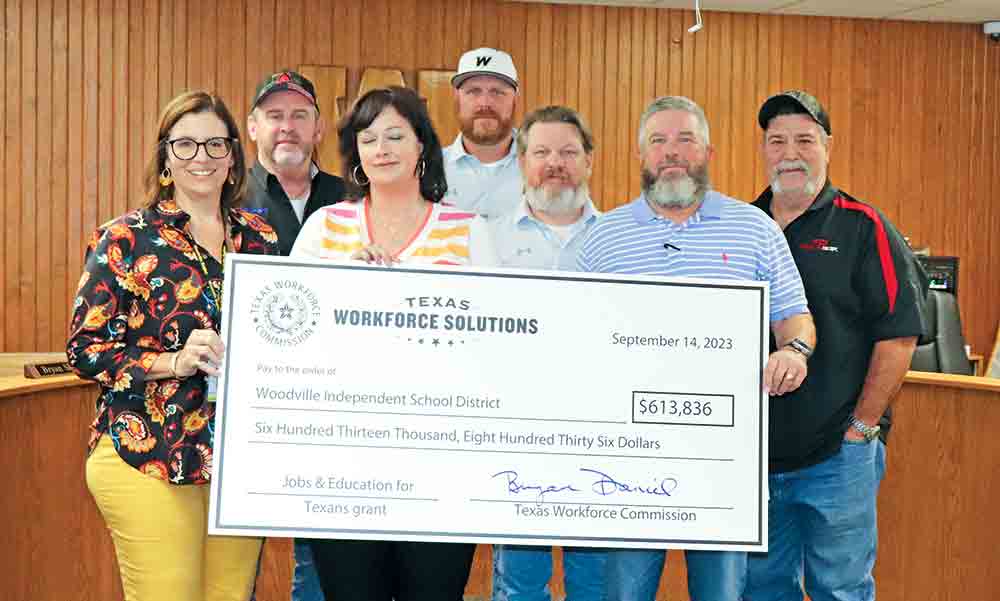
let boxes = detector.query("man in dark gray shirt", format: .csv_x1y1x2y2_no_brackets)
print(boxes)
245,70,345,256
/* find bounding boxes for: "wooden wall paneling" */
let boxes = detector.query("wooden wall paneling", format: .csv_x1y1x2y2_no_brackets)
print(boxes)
273,0,303,77
895,22,922,247
586,6,605,208
50,0,69,351
0,2,6,352
170,0,187,97
156,0,172,110
713,12,735,196
497,1,526,129
302,0,330,67
576,8,595,199
125,0,142,216
331,0,361,98
37,0,54,352
730,13,753,200
624,7,642,202
417,70,459,148
111,0,128,219
297,65,347,176
988,44,1000,351
551,4,569,106
638,8,656,193
563,6,581,112
139,0,156,145
5,1,24,352
386,0,418,75
0,5,8,350
442,0,470,69
219,0,247,126
21,0,37,352
415,0,446,71
244,0,266,107
826,18,853,195
359,0,389,69
66,0,84,348
95,0,112,229
470,0,498,52
879,22,901,223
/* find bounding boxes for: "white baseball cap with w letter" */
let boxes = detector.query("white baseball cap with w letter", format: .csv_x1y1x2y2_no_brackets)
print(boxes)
452,47,519,90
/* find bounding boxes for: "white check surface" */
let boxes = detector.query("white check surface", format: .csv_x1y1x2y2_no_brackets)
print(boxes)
208,254,769,551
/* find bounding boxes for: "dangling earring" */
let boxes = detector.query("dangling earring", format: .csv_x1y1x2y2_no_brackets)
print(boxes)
159,167,173,187
227,170,235,185
352,164,369,186
415,158,426,180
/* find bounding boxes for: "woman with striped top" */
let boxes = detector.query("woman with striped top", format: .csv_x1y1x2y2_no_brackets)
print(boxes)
290,86,493,601
292,86,495,268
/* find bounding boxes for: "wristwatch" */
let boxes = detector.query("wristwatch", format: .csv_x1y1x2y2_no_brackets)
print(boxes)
849,416,881,442
784,337,814,359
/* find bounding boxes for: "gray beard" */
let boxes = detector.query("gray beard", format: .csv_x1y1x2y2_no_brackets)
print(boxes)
271,145,309,169
642,168,708,210
524,183,589,217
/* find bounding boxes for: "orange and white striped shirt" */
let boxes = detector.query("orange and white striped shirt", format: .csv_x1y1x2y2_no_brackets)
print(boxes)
290,198,496,266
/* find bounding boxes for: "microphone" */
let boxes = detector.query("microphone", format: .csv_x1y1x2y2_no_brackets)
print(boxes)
663,242,681,251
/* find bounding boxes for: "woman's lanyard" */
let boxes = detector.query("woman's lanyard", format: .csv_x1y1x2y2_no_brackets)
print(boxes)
189,220,229,325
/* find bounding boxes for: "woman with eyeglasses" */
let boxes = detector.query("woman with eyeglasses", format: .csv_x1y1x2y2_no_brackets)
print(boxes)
290,86,495,601
67,90,277,601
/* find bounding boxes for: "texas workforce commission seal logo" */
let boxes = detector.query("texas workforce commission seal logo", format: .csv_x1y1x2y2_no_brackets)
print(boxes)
249,280,321,346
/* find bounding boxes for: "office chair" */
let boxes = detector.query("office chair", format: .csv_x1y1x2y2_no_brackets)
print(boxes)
909,290,973,375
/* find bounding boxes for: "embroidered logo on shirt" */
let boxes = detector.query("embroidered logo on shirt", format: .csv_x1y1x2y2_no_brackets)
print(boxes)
722,252,729,263
799,238,839,253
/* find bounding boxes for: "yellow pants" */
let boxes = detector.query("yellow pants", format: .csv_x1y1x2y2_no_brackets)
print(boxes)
86,436,263,601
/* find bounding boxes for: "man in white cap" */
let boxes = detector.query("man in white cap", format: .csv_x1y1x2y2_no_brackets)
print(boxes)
443,47,523,220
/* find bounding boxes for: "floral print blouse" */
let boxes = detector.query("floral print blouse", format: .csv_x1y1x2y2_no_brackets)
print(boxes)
67,199,278,485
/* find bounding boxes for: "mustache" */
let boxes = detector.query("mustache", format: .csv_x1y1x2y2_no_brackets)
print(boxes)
655,160,689,174
774,160,809,175
473,108,501,119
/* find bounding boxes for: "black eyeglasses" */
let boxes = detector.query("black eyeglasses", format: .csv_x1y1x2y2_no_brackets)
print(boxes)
162,137,235,160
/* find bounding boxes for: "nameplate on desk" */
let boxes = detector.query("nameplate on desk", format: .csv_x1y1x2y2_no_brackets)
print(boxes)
208,254,771,551
24,361,73,378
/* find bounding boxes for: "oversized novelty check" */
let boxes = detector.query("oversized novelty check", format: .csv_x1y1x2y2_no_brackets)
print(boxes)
208,254,770,551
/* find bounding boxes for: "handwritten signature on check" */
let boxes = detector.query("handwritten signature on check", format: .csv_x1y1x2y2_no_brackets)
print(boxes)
491,468,679,503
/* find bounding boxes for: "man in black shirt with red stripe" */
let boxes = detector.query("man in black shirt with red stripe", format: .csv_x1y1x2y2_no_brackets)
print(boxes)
745,90,927,601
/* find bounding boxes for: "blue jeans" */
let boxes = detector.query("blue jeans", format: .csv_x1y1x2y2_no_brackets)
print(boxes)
606,549,746,601
493,545,608,601
292,539,326,601
745,439,886,601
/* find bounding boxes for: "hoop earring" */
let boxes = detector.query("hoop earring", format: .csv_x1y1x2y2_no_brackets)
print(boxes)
415,158,426,180
352,164,369,186
159,167,173,187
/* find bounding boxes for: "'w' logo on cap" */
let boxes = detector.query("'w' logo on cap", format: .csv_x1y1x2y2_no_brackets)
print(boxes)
475,56,493,67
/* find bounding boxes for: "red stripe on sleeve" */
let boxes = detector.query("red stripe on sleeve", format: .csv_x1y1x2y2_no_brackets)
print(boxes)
834,196,899,313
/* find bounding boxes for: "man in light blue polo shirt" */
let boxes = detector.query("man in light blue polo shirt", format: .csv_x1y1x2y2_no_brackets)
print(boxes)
477,105,604,601
443,47,523,220
578,96,816,601
478,105,600,272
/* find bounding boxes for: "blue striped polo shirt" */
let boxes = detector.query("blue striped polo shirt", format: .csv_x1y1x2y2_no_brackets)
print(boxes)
577,190,809,322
